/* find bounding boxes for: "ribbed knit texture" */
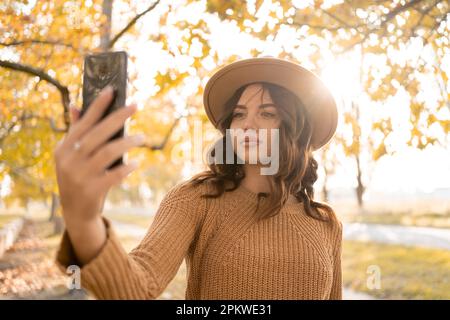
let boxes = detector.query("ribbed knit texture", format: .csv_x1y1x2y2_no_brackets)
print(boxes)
55,172,343,300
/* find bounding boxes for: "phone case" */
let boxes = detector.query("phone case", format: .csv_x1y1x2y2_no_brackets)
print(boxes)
81,51,128,169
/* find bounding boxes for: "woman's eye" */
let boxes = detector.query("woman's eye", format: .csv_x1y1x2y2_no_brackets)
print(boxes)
262,112,275,118
232,113,244,118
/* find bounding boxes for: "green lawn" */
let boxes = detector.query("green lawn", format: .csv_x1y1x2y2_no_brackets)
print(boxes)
342,240,450,299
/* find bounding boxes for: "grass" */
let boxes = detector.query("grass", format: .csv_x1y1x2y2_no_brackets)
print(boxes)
342,240,450,299
341,211,450,229
103,212,153,229
104,206,450,230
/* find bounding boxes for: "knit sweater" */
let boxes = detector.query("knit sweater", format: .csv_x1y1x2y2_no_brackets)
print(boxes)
55,174,343,300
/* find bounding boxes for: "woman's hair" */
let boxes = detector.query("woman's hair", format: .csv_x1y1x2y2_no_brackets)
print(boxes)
189,81,334,222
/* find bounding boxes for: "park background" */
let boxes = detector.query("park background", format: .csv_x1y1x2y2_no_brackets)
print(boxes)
0,0,449,299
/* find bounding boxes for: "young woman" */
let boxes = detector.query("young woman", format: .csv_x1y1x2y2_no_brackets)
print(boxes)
54,56,342,300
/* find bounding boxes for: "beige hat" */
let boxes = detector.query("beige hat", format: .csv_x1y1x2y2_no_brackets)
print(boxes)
203,56,338,150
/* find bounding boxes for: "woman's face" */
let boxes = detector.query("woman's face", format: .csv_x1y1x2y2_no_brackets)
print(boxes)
229,83,281,164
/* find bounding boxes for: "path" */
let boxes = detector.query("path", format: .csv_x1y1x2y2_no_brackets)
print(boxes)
0,219,88,299
344,222,450,250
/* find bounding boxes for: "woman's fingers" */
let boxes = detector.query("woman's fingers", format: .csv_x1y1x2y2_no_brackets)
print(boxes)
94,160,139,192
70,106,81,124
77,103,137,157
55,106,81,152
88,134,145,173
66,86,114,145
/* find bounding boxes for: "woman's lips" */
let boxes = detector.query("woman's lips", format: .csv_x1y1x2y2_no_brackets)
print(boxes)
240,139,260,147
242,141,259,147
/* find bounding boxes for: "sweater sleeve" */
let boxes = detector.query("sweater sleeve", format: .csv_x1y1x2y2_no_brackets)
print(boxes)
54,181,206,299
329,219,343,300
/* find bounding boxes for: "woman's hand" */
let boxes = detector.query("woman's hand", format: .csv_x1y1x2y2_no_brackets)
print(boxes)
54,86,144,264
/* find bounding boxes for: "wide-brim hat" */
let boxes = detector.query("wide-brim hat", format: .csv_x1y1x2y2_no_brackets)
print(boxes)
203,56,338,151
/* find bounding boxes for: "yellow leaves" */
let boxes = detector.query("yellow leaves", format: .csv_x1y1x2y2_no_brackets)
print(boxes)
372,118,392,136
0,0,105,203
340,111,362,157
372,142,387,161
154,71,190,96
365,45,386,55
410,102,424,121
427,114,438,127
344,111,361,137
366,61,411,102
439,120,450,134
0,0,448,205
206,0,245,20
441,70,448,84
407,122,441,150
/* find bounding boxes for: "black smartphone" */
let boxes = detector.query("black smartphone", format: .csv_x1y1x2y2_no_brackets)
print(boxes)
81,51,128,169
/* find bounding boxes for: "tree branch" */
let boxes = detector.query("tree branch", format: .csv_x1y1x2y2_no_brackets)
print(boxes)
291,8,364,33
108,0,161,49
421,9,450,44
0,160,46,194
320,8,364,32
380,0,426,28
0,39,77,50
0,118,21,144
141,115,181,151
0,113,66,147
291,21,354,32
410,0,443,37
0,60,70,129
336,0,430,54
20,113,67,133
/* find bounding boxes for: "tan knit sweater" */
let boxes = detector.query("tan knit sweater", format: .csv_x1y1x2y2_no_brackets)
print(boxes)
56,174,343,300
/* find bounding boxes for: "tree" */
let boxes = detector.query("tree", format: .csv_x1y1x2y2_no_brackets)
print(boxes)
0,0,171,222
1,0,448,214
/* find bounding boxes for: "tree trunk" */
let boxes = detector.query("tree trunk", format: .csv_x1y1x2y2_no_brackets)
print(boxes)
49,193,59,221
321,169,329,202
100,0,113,51
355,155,365,210
49,192,64,234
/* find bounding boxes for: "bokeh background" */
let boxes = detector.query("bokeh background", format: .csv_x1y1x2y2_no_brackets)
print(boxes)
0,0,449,299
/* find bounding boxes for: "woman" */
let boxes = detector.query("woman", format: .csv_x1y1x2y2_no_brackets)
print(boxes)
54,56,342,300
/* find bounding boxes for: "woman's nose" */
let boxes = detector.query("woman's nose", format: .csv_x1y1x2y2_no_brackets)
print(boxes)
243,114,257,130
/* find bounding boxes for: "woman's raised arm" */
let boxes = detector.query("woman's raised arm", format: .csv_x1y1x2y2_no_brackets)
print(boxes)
56,181,206,299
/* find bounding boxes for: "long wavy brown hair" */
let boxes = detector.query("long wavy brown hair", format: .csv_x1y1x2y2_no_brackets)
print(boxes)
189,81,334,222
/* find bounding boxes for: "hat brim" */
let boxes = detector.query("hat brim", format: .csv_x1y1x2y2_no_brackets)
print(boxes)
203,57,338,151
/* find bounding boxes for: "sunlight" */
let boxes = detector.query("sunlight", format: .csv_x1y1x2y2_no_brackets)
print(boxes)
321,54,363,104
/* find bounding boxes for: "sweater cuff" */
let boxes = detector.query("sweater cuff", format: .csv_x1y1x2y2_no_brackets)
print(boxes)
55,217,136,299
55,217,119,272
